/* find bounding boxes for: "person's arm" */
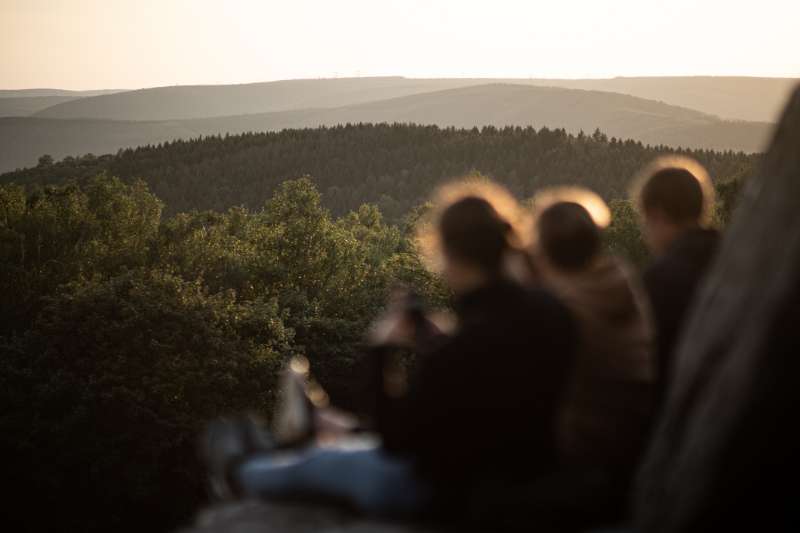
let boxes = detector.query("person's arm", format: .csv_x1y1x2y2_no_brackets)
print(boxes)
360,296,449,449
373,330,455,451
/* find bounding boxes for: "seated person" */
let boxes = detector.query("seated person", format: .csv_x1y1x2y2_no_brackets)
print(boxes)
528,192,655,524
202,191,578,521
635,157,720,405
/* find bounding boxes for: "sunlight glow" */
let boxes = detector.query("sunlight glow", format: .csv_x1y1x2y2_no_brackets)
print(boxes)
532,187,612,229
415,176,529,272
2,0,799,89
631,156,716,225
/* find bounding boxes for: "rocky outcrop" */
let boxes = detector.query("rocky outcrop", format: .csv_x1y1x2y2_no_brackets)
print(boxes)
182,500,441,533
634,83,800,531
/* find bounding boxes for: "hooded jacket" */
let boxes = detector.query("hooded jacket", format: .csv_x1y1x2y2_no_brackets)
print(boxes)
543,255,655,478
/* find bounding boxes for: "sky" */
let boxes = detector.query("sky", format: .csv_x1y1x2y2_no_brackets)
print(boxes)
2,0,799,90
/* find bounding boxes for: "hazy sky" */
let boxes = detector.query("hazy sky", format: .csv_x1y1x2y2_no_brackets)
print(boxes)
2,0,799,90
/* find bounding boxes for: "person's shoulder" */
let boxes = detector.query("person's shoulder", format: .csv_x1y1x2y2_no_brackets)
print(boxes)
643,252,690,306
643,253,672,286
645,228,720,287
523,284,575,321
678,228,721,259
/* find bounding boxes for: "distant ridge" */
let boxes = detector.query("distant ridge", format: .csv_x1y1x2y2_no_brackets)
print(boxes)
30,76,797,122
0,89,126,117
32,77,477,121
519,76,798,123
0,96,79,117
0,89,122,98
0,83,773,172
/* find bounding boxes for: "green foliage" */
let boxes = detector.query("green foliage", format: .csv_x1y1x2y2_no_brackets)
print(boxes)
0,139,749,531
604,199,650,267
1,269,291,531
714,175,746,226
0,175,441,533
0,175,162,335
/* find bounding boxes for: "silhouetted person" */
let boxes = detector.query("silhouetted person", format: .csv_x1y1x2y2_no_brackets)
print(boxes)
637,158,719,405
528,197,654,526
373,196,577,509
202,193,577,520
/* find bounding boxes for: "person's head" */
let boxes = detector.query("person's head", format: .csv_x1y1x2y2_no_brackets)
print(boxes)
536,201,601,272
635,157,714,255
438,195,514,293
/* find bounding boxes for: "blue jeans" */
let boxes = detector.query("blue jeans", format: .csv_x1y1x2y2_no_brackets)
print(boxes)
236,440,432,517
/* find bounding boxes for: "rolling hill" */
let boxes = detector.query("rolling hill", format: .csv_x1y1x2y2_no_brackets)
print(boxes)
32,77,478,121
214,84,769,151
0,96,85,117
0,84,772,172
30,76,798,123
0,88,122,98
521,76,798,123
0,89,125,117
0,116,196,171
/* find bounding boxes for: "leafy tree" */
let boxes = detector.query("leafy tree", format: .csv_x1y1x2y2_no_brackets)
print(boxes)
1,269,293,532
0,153,749,533
715,176,745,226
604,199,650,267
0,175,162,336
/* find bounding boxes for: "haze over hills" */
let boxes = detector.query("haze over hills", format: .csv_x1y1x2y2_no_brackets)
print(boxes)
0,116,196,172
0,89,124,117
220,84,769,152
521,76,798,123
31,78,479,121
28,76,797,123
0,89,122,98
0,83,773,172
0,96,87,117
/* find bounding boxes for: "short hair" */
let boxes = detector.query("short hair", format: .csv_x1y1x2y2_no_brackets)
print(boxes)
537,201,600,271
439,196,512,273
636,156,714,225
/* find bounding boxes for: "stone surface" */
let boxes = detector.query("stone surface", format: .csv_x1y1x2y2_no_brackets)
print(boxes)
634,83,800,531
183,500,443,533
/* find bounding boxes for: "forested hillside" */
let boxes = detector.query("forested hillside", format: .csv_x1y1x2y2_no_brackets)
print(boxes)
1,84,772,172
0,120,751,531
1,123,757,221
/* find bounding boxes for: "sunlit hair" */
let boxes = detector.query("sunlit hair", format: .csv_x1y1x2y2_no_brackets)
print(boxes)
631,156,715,226
530,186,611,230
536,202,601,271
415,176,529,273
528,187,610,270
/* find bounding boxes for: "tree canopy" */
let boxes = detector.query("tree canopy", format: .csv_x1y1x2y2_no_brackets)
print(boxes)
0,124,757,221
0,127,750,532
